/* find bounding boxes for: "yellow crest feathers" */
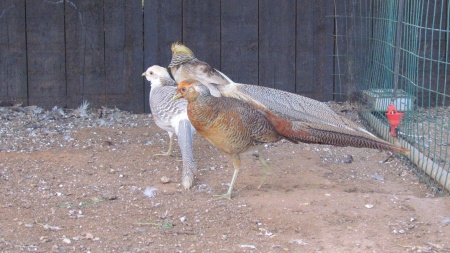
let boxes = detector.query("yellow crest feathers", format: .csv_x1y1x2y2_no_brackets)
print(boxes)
171,42,194,56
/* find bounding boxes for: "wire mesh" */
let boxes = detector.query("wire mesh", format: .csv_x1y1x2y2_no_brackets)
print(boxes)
334,0,450,195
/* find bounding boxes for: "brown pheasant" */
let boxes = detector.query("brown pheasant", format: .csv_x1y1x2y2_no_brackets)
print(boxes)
174,79,408,199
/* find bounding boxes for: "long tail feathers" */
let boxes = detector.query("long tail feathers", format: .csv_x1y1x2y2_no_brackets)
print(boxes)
261,109,409,155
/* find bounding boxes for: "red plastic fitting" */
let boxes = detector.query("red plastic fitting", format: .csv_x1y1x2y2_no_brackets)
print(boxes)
385,104,404,137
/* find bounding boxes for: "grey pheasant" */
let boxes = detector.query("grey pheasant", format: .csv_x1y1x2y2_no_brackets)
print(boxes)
142,65,196,189
168,41,372,134
174,79,408,199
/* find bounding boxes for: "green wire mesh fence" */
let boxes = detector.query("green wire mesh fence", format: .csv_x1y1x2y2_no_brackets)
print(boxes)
334,0,450,195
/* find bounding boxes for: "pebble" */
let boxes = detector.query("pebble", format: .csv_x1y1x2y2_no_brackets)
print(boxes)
342,154,354,164
365,204,374,209
160,176,171,184
86,233,94,240
40,236,51,243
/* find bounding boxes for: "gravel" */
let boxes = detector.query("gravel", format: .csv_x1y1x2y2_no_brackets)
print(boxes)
0,103,152,153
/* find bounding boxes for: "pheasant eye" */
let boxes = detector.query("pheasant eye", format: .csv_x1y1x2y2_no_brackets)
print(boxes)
181,87,187,92
149,71,153,75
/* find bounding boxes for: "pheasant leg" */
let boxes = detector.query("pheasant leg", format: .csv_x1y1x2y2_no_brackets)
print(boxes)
257,152,272,189
155,133,174,157
215,155,241,200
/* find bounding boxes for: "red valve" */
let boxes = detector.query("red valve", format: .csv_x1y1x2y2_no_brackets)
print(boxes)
385,104,404,137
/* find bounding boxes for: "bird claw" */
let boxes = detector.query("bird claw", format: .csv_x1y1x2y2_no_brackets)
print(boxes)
258,158,272,189
258,174,268,190
154,152,173,157
182,175,194,190
213,193,232,200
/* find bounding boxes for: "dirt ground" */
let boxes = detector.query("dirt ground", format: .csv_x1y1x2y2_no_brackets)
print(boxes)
1,104,450,253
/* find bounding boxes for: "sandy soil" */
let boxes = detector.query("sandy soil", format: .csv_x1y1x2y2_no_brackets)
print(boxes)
0,104,449,253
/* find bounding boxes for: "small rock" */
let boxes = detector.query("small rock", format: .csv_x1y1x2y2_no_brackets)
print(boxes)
372,174,384,182
289,239,308,245
85,233,94,240
40,236,51,243
51,245,59,252
240,245,256,249
342,155,353,164
62,237,71,244
160,176,171,184
180,216,187,222
102,192,118,200
365,204,374,209
43,224,62,231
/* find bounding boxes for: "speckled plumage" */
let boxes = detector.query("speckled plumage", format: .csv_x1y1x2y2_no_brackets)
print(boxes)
142,65,196,189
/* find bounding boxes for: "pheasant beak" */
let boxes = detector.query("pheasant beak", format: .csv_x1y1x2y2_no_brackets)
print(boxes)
173,93,182,100
141,72,146,77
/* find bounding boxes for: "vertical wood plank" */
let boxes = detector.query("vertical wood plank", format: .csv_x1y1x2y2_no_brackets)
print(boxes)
183,0,221,70
65,0,106,109
26,0,66,107
104,0,144,112
104,1,126,95
296,0,316,97
220,0,258,84
259,0,296,92
122,0,144,112
144,0,182,112
0,0,27,105
296,0,334,101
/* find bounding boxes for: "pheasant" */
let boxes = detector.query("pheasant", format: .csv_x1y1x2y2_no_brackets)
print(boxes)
168,41,370,133
142,65,196,189
174,79,408,199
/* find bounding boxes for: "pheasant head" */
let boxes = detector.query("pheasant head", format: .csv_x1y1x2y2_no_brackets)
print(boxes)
171,42,194,56
141,65,174,87
169,42,196,67
174,79,210,101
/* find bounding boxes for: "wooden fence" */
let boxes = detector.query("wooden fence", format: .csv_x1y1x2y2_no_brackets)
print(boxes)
1,0,334,113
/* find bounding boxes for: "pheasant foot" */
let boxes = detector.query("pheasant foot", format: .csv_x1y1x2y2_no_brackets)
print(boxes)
154,134,174,157
214,160,240,200
257,153,272,189
182,171,194,190
213,192,232,200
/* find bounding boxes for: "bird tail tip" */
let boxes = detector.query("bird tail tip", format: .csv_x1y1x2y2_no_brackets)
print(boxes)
392,146,410,155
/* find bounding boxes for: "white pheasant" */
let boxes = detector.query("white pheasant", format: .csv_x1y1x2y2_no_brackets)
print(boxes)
142,65,196,189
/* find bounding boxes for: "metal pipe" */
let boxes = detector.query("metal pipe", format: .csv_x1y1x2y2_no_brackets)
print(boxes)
391,0,405,103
